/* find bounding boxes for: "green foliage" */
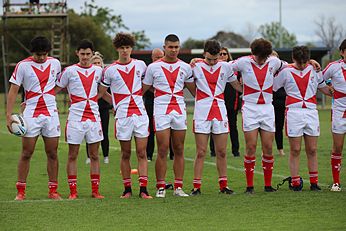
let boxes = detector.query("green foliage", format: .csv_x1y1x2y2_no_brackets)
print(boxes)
258,21,297,48
182,37,205,49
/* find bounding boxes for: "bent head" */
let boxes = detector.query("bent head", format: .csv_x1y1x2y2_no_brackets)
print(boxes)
30,36,51,63
250,38,272,65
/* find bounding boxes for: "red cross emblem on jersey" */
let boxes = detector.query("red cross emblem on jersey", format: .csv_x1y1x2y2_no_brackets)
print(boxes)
155,66,183,114
244,63,272,104
196,66,223,120
286,70,316,108
70,70,97,121
114,66,142,117
26,64,55,117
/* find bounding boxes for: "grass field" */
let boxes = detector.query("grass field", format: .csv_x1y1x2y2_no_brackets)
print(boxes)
0,96,345,230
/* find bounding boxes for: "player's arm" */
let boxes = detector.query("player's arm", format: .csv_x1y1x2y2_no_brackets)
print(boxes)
142,83,152,95
54,86,63,94
6,83,20,133
309,59,321,72
230,80,243,93
319,85,333,97
185,82,196,97
98,85,112,104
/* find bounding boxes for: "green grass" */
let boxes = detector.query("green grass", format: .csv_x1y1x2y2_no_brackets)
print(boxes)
0,95,345,230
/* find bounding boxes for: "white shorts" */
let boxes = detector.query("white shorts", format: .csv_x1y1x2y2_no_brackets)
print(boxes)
332,109,346,134
24,114,60,138
154,113,187,131
285,108,320,137
115,115,149,141
193,119,229,134
66,120,103,144
242,103,275,132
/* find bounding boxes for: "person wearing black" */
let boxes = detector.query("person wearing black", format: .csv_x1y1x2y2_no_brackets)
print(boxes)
144,48,164,161
86,52,112,164
271,50,285,156
210,47,241,157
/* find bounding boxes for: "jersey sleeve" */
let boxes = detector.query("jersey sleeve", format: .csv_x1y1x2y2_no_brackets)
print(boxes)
56,67,69,88
316,71,326,88
184,64,194,83
142,64,154,86
225,63,236,83
140,61,147,80
100,66,112,87
322,62,336,81
9,62,25,86
273,69,286,91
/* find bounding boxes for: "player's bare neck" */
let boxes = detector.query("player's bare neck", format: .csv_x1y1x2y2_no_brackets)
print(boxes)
163,56,178,63
118,57,131,64
78,62,91,68
294,63,306,70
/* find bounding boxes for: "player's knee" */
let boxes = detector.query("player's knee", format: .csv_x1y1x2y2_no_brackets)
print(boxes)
246,145,256,155
46,150,58,160
21,150,34,160
196,149,207,159
136,149,146,160
89,153,99,161
216,150,226,158
290,148,301,157
306,148,317,157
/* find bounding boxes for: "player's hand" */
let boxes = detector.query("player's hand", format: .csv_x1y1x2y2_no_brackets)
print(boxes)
6,114,17,134
20,102,26,113
329,86,335,95
309,59,321,72
190,58,203,68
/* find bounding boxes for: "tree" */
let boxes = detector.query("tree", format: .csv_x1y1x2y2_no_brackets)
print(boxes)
80,0,151,50
314,15,345,60
182,38,205,49
258,22,297,48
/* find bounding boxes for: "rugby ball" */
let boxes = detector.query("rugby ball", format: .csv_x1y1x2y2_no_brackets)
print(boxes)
11,114,27,137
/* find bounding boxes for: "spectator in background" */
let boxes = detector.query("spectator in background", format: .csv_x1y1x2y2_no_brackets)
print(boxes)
144,48,164,162
209,47,241,158
86,52,112,164
271,50,286,156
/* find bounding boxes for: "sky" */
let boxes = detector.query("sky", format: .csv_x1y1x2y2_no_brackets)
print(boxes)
5,0,346,47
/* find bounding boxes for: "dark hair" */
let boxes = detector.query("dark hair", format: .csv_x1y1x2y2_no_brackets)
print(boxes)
339,39,346,51
204,40,221,55
164,34,180,43
220,47,232,61
292,46,310,65
112,33,135,48
76,39,94,51
250,38,272,60
30,36,51,53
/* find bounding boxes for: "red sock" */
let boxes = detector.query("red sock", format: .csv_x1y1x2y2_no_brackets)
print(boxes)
68,175,77,194
91,174,100,193
156,179,165,189
48,181,58,194
174,178,183,189
262,155,274,187
244,156,256,187
291,176,301,187
193,178,201,189
139,176,148,187
218,176,228,189
331,153,342,184
16,181,26,194
123,178,132,188
309,171,318,185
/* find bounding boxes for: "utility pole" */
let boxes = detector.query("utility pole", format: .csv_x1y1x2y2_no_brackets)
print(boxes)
279,0,283,48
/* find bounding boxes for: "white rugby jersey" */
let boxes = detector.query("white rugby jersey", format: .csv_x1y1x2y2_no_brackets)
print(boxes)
323,59,346,113
273,64,326,109
101,59,147,119
232,55,284,105
10,56,61,118
143,58,193,115
57,64,102,122
193,60,236,121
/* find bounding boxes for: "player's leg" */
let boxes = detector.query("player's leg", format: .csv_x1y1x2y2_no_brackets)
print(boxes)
15,136,38,200
243,129,258,193
214,133,233,194
192,133,209,195
260,130,276,192
43,136,61,199
67,143,80,199
134,136,152,199
331,132,344,191
155,128,170,197
119,140,133,198
289,136,302,190
88,141,104,198
304,135,320,191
